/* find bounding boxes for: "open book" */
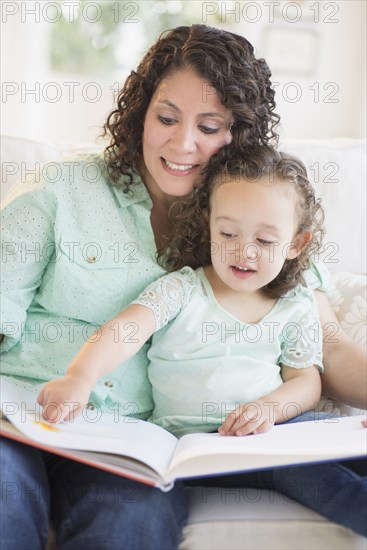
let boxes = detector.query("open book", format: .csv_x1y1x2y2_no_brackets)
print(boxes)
1,376,366,491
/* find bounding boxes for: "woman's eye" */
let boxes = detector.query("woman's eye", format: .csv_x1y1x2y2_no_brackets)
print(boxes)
220,232,236,239
199,125,220,134
158,115,176,125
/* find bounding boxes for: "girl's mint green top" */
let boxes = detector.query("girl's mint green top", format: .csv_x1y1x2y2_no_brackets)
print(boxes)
0,152,332,420
0,153,166,419
133,267,324,436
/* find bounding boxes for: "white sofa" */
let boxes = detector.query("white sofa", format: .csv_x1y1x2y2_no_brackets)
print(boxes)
1,135,366,550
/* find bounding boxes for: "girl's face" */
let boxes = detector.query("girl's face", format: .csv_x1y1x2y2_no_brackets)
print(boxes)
209,176,308,296
140,67,233,205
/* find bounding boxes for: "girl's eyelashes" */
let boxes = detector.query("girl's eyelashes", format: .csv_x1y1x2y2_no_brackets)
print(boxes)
257,238,275,246
219,233,276,245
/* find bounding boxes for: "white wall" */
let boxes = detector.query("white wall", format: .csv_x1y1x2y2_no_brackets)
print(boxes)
1,0,366,144
261,1,367,139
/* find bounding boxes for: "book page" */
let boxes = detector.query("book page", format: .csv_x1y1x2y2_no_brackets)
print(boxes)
0,376,178,481
168,415,367,480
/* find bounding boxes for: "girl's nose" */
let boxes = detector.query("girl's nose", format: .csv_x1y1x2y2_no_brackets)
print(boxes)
243,242,260,261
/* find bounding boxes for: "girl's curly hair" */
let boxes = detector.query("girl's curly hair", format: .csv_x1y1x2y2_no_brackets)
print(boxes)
103,24,279,188
160,146,325,299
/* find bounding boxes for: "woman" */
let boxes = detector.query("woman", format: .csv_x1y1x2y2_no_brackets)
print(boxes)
1,24,365,550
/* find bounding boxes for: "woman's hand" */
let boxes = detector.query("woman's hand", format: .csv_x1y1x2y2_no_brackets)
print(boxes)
218,399,275,436
37,375,93,423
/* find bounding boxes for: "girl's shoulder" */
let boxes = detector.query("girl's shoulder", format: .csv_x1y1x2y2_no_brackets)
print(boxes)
162,266,201,289
303,262,333,293
270,284,320,326
280,283,318,308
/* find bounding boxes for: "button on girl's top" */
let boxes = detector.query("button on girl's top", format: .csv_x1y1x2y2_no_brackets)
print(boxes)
0,152,166,419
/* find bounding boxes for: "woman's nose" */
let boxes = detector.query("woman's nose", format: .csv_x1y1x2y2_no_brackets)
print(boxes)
168,123,197,153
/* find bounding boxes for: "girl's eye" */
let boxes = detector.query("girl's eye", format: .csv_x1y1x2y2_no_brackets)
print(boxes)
199,125,220,135
257,238,274,246
158,115,176,125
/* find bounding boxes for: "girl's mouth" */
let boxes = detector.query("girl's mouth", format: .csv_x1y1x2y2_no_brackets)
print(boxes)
230,265,256,279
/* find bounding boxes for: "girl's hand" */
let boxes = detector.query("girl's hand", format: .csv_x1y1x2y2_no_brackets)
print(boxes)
218,400,275,436
37,375,92,423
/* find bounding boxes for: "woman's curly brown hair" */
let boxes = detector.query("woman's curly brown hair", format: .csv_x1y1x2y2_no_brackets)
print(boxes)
161,146,325,299
103,24,279,188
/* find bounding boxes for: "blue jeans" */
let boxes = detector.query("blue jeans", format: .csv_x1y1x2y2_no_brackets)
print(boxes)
0,438,188,550
186,411,367,538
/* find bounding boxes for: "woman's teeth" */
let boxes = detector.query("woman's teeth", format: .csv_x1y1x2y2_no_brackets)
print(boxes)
164,159,195,171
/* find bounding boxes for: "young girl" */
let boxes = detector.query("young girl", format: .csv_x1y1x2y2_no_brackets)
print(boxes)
39,145,325,436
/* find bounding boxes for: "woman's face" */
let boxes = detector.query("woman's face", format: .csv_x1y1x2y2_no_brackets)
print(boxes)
140,67,233,205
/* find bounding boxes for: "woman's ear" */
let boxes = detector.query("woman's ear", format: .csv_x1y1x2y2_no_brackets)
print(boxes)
286,231,313,260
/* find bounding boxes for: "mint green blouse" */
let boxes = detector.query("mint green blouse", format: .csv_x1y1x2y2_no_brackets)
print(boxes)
0,153,166,419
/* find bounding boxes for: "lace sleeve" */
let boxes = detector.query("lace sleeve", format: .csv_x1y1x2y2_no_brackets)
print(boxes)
279,289,324,372
131,267,198,330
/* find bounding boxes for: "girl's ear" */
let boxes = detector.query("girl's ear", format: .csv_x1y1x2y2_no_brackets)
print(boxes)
286,231,312,260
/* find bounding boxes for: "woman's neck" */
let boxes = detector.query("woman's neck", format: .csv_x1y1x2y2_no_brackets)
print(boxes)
150,201,171,250
137,158,175,249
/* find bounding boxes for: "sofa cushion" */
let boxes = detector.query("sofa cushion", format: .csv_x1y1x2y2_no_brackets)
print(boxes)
330,272,367,346
0,134,99,200
180,487,367,549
